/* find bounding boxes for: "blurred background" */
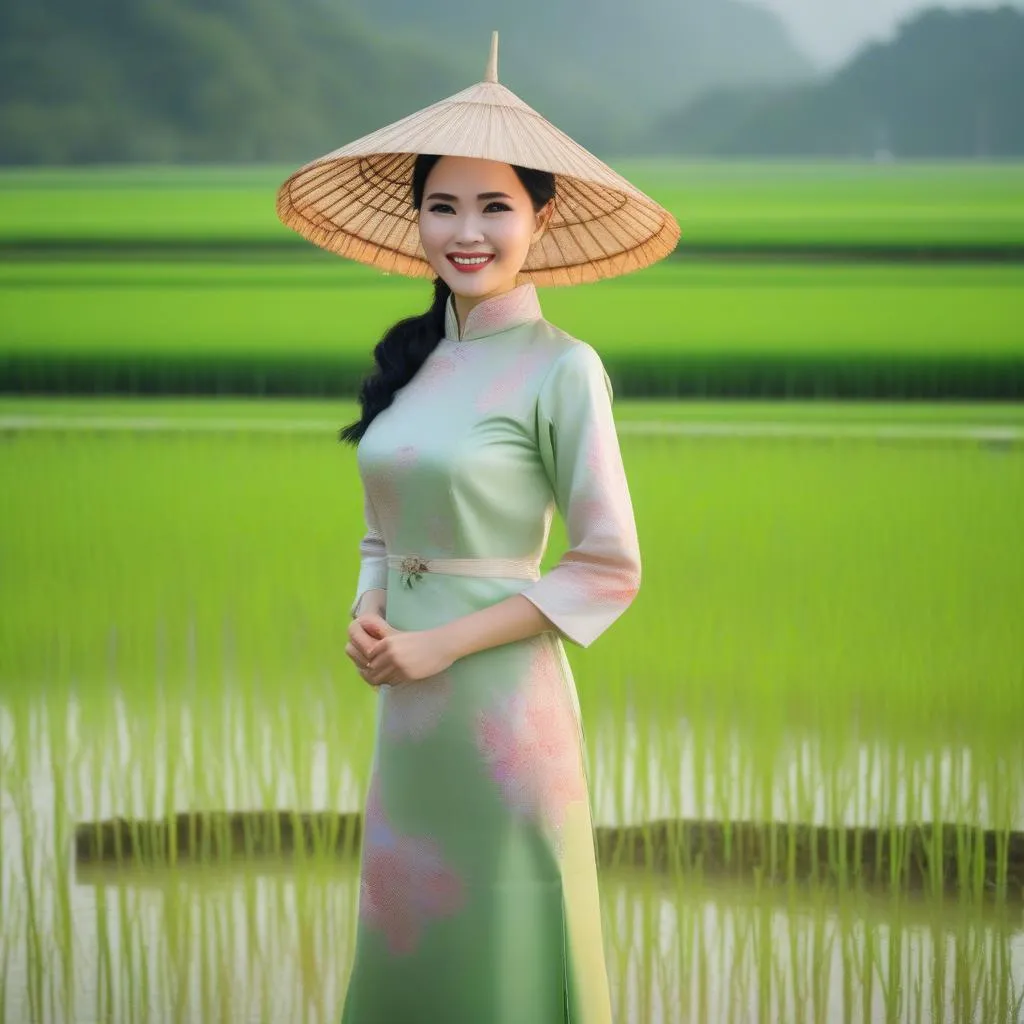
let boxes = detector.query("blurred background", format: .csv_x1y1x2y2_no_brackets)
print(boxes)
1,2,1023,1022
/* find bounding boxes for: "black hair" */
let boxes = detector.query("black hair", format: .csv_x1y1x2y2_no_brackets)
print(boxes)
339,153,556,445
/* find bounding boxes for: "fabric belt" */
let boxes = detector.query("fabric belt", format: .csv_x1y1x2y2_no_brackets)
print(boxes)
387,554,541,587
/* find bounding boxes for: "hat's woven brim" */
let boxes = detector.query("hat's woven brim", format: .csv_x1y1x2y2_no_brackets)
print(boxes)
276,81,680,286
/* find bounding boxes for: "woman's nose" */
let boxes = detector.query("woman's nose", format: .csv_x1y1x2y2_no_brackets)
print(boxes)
454,216,485,244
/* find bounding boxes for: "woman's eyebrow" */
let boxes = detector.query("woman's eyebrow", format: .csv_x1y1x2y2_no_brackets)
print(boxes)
425,191,514,201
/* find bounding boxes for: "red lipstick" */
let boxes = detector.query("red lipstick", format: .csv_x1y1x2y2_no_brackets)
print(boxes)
446,252,496,273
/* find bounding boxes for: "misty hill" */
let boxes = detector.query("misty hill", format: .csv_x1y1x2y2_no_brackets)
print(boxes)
0,0,463,164
652,5,1024,157
347,0,815,152
0,0,814,165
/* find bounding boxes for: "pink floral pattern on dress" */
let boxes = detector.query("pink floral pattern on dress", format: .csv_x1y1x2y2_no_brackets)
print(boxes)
359,776,465,956
381,670,453,740
515,343,642,647
474,640,587,854
566,495,619,538
444,283,542,342
560,549,642,604
586,426,630,499
415,353,457,387
368,444,418,534
395,444,418,469
474,347,550,414
426,511,456,551
556,425,640,604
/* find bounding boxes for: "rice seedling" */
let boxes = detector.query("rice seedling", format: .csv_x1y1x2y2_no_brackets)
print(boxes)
1,401,1022,1021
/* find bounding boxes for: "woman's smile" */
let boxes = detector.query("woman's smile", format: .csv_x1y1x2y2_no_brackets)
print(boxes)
417,157,553,312
447,252,496,273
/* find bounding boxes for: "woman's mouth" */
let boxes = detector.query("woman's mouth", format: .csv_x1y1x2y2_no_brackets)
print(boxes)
447,253,495,273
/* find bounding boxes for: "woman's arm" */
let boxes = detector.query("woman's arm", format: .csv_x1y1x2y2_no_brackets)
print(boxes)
350,489,389,620
432,594,556,661
356,594,557,686
352,587,387,619
368,342,639,678
357,342,639,684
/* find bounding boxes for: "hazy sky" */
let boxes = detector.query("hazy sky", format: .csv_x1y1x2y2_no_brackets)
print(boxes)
754,0,1020,68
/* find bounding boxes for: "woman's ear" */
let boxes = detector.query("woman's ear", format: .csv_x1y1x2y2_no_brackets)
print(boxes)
531,199,556,245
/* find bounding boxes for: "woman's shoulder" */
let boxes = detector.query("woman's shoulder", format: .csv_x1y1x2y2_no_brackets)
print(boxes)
529,317,602,370
528,319,610,402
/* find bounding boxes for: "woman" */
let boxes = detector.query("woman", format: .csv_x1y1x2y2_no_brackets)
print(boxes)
277,33,679,1023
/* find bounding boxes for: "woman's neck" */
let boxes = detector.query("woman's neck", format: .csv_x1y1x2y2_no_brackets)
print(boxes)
452,285,515,339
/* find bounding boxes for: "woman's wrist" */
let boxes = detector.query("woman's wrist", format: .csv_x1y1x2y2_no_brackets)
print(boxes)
431,621,469,663
354,588,387,619
431,595,552,663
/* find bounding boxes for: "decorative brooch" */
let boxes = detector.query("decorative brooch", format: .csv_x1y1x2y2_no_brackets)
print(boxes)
399,556,430,588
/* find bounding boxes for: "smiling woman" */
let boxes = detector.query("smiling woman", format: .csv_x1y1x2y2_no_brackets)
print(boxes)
336,152,634,1020
418,156,555,325
274,30,678,1024
335,153,558,446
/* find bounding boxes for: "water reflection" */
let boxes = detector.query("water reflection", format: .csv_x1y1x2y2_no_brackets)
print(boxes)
4,854,1023,1023
3,690,1023,1021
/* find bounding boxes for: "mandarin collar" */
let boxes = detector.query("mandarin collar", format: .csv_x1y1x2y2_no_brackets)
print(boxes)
443,283,543,342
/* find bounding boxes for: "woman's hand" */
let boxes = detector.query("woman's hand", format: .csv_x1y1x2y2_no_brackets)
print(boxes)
346,614,458,687
347,613,392,686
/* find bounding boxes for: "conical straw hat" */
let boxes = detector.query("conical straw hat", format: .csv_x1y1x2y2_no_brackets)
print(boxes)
276,32,680,286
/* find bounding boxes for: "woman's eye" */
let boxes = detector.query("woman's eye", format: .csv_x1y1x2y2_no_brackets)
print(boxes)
426,201,510,214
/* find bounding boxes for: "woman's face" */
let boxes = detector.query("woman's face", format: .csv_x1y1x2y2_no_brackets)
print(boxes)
418,156,553,304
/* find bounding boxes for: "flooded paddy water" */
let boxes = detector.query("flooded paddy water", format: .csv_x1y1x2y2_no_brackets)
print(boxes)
2,404,1023,1022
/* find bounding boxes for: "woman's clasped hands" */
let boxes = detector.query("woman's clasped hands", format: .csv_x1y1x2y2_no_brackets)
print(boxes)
346,610,458,687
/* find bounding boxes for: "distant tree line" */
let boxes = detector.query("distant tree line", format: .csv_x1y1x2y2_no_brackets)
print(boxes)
0,0,462,164
651,7,1024,158
0,0,1021,163
0,0,811,164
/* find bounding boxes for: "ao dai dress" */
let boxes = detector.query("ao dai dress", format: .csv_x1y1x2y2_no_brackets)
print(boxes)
341,282,640,1024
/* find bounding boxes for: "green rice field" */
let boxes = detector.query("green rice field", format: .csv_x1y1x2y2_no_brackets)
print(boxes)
1,162,1023,248
2,161,1024,1021
3,259,1023,400
3,262,1022,359
2,163,1023,399
2,398,1023,1021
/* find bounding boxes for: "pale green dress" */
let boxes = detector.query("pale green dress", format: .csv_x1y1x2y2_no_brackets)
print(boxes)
341,282,641,1023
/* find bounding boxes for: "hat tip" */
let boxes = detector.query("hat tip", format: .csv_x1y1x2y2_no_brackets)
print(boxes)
484,30,499,83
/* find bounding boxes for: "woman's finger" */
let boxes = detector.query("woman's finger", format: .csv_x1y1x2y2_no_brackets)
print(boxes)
352,638,373,662
346,643,379,686
347,630,380,664
368,657,396,686
347,622,378,660
347,644,372,672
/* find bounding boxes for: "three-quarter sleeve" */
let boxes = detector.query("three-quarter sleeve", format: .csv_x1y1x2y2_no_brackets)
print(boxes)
350,486,389,619
518,342,641,648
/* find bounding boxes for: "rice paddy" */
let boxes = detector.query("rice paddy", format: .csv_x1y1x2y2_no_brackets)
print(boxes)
2,160,1024,1021
3,262,1023,361
2,398,1023,1022
1,162,1023,248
